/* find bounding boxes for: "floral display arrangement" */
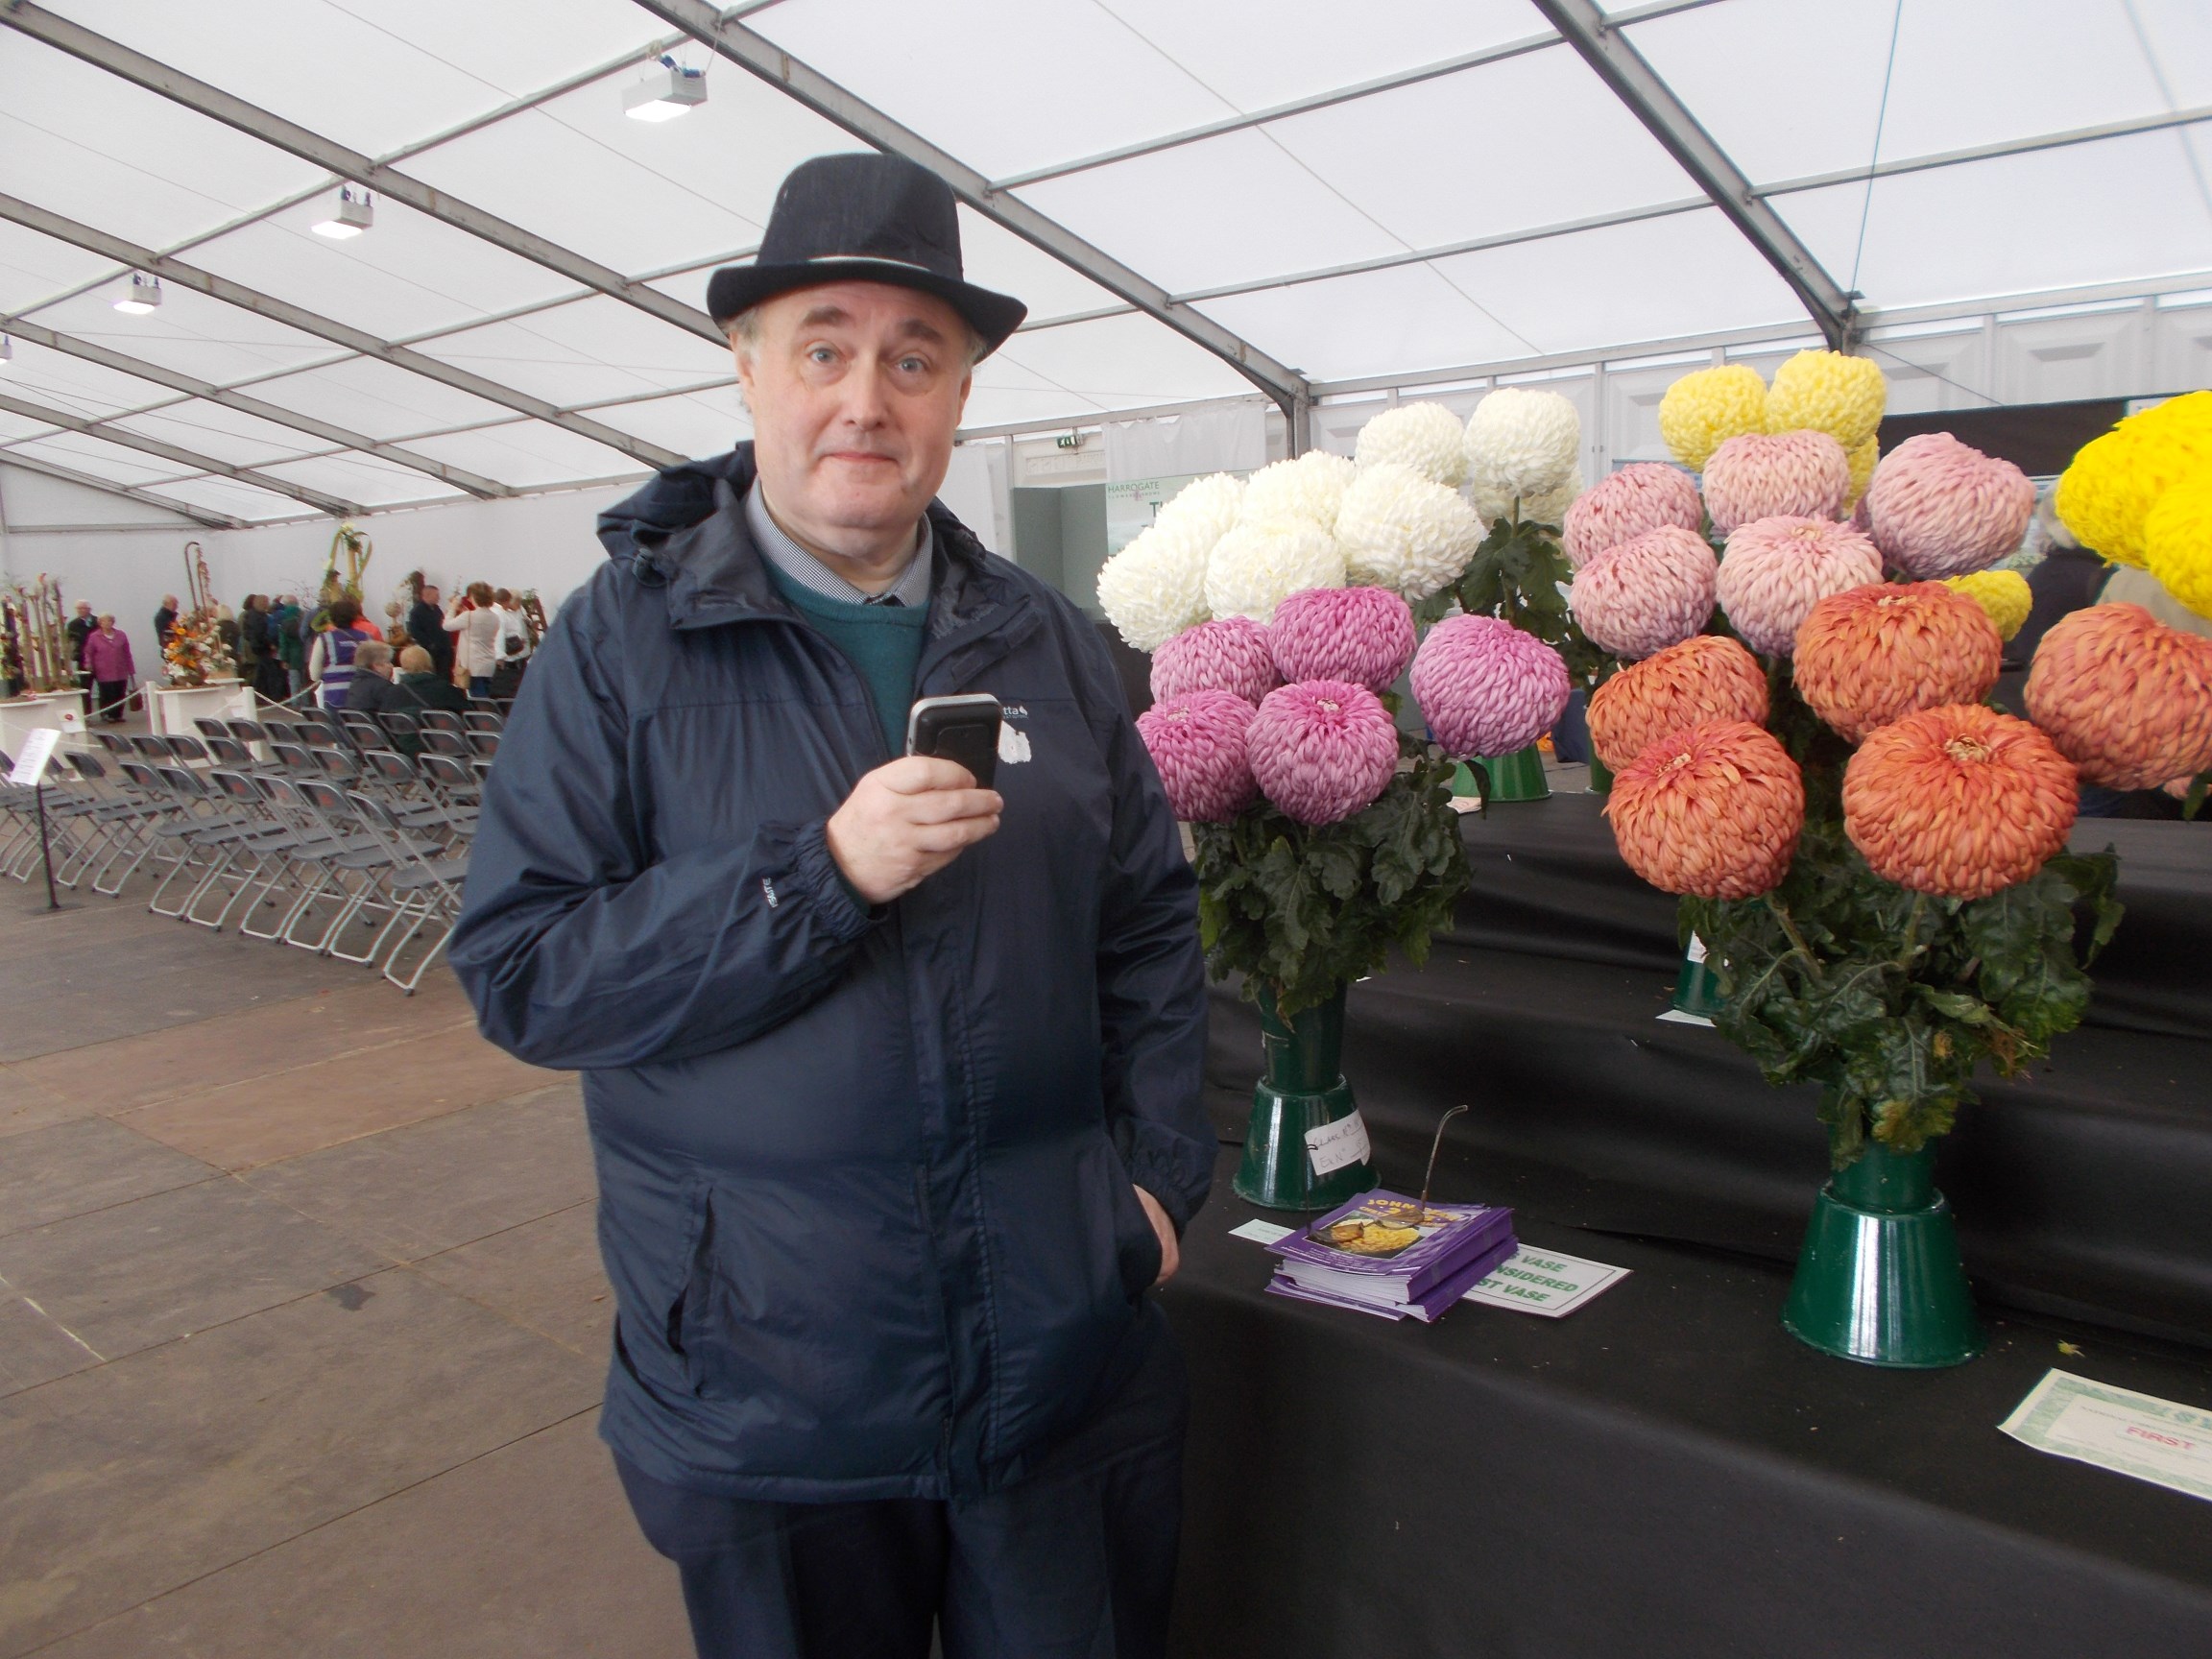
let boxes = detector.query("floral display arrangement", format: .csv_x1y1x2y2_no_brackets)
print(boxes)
163,540,234,688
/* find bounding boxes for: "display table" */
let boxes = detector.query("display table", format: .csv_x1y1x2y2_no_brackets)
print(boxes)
1163,1144,2212,1659
0,689,87,757
146,679,255,737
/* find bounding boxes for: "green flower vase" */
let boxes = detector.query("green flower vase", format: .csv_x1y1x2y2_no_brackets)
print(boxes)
1234,986,1380,1213
1783,1141,1984,1368
1670,934,1724,1020
1477,743,1550,802
1587,753,1612,795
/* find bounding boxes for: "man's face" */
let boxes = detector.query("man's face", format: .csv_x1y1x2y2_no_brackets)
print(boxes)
733,281,974,559
421,586,439,606
74,602,90,617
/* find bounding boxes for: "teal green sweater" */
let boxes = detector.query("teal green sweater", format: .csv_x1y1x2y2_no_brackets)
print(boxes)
764,564,930,755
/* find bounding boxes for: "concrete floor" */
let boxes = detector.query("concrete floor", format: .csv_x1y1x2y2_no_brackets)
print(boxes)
0,853,691,1654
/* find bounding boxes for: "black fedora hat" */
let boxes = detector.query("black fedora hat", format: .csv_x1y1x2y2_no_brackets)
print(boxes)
707,154,1027,355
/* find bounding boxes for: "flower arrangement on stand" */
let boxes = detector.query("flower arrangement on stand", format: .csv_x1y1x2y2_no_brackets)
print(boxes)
1576,353,2212,1367
163,540,234,688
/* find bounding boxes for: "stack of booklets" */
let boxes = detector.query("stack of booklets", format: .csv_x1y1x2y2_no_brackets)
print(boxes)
1264,1190,1516,1323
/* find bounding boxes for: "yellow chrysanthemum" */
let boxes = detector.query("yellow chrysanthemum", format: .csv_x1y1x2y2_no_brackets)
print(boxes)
2145,472,2212,620
1844,434,1879,509
1658,364,1767,471
1943,569,2033,640
1765,350,1887,450
2054,414,2212,568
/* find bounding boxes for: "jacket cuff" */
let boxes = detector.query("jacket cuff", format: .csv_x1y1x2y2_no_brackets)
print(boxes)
1117,1121,1214,1236
791,818,878,943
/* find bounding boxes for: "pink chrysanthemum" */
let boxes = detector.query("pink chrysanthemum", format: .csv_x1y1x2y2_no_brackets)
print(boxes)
1864,433,2036,580
1700,431,1851,534
1246,680,1401,826
1561,463,1706,567
1569,524,1717,660
1408,614,1572,760
1136,690,1259,823
1268,586,1417,693
1716,515,1886,656
1150,615,1280,706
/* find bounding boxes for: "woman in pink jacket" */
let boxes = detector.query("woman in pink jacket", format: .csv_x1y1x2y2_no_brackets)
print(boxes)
82,614,134,724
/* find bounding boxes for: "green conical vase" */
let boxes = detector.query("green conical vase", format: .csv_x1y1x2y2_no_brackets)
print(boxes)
1587,753,1612,795
1476,743,1550,802
1671,934,1724,1020
1783,1141,1984,1368
1234,986,1380,1213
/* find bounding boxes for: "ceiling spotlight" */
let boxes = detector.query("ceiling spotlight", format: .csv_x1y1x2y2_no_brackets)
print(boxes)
624,56,707,122
0,335,12,368
113,273,162,315
313,186,374,240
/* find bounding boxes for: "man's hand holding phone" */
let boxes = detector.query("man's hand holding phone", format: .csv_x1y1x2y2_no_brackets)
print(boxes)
826,757,1001,904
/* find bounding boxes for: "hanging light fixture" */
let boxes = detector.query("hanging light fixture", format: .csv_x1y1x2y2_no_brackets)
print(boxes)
624,55,707,122
0,335,12,368
312,186,374,239
113,274,162,315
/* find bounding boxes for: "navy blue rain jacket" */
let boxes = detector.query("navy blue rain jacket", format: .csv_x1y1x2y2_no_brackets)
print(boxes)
448,445,1213,1501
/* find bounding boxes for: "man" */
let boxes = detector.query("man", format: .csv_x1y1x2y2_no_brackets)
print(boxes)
407,583,452,682
153,594,179,652
271,594,307,700
337,639,399,716
81,614,133,724
450,154,1211,1659
65,600,96,702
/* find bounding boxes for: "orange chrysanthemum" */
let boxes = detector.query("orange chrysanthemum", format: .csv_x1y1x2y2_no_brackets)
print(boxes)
1605,720,1805,899
2024,603,2212,789
1792,582,2002,743
1843,706,2078,899
1587,635,1769,771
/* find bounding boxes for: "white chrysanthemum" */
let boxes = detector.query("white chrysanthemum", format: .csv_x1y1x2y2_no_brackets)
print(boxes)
1466,388,1581,502
1238,449,1358,532
1096,520,1213,651
1203,520,1345,624
1474,469,1583,529
1334,461,1484,603
1355,402,1469,488
1153,471,1244,547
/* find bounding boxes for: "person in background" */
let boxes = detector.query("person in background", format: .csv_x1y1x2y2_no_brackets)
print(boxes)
407,583,452,683
395,642,468,715
242,595,286,702
487,588,532,703
270,594,306,700
82,614,133,724
65,600,96,703
152,595,180,655
338,639,402,720
307,597,371,710
444,581,501,699
214,603,242,667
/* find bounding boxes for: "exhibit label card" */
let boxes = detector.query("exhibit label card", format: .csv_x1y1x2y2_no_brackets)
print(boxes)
9,726,59,787
1228,1219,1293,1245
1303,1112,1371,1177
2000,1368,2212,1503
1462,1247,1630,1317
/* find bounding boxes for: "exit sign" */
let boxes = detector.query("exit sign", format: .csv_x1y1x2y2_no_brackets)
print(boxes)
1055,433,1083,450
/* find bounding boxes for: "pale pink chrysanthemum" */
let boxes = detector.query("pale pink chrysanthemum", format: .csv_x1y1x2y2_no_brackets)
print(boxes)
1865,432,2036,580
1150,615,1280,706
1716,515,1886,656
1568,524,1717,660
1245,679,1401,826
1561,463,1705,567
1268,586,1417,693
1136,690,1259,822
1408,613,1572,759
1700,430,1851,534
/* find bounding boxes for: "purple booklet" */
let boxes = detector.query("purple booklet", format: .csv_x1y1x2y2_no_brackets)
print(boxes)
1265,1189,1515,1305
1267,1233,1518,1323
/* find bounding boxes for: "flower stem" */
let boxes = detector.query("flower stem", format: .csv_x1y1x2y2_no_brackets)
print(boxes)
1766,894,1826,985
1894,893,1927,972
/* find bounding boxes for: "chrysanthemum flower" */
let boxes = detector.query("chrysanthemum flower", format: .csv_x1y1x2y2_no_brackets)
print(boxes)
1150,615,1281,706
1586,635,1769,771
1700,431,1852,534
1269,586,1416,693
1569,525,1717,660
1465,388,1581,502
1239,449,1358,533
1204,520,1345,624
1865,433,2036,580
1356,402,1469,488
1562,463,1705,566
1096,519,1214,651
1605,720,1804,900
1408,613,1571,759
2025,603,2212,788
2054,396,2212,568
2145,472,2212,621
1845,435,1879,510
1942,569,2033,641
1246,680,1401,826
1844,705,2077,899
1716,515,1885,656
1472,470,1582,529
1792,582,2004,743
1334,461,1482,602
1154,471,1245,547
1764,350,1887,450
1136,689,1260,822
1658,364,1768,471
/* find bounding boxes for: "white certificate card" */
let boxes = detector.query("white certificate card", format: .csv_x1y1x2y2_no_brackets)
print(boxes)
2000,1368,2212,1503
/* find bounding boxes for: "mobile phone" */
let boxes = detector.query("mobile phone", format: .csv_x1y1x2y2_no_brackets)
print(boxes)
905,693,1001,790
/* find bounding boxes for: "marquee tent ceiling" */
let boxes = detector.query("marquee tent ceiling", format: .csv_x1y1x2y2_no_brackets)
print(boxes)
1,0,2207,528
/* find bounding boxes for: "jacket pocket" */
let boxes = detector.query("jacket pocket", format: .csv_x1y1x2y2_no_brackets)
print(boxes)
1102,1141,1165,1304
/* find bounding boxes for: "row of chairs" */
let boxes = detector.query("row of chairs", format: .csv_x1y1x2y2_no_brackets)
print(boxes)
2,723,489,995
196,707,503,763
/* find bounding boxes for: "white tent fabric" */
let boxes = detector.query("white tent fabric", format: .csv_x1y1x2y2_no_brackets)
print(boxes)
0,0,2207,527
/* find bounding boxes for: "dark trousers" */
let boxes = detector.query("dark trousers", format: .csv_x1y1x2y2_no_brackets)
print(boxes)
616,1312,1187,1659
94,679,127,723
